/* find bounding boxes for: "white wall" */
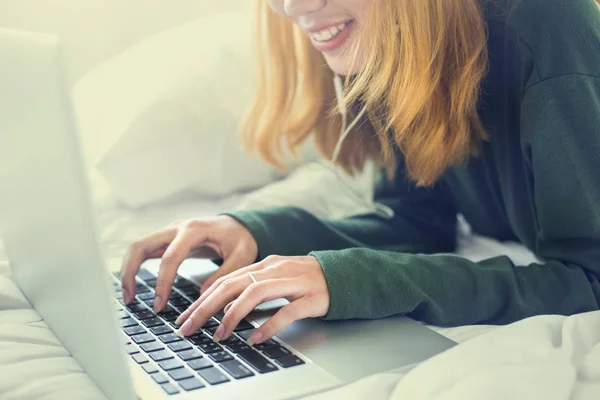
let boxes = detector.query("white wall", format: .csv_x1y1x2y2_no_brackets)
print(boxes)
0,0,244,85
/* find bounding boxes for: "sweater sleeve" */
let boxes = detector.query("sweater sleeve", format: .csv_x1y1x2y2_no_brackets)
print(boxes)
312,74,600,325
224,166,458,260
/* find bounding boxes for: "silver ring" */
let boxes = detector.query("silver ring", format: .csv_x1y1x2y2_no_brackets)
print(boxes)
247,271,257,284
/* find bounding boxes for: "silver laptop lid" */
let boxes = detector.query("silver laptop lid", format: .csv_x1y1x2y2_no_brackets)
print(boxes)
0,28,135,400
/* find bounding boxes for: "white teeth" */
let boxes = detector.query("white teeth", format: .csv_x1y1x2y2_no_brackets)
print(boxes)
311,22,350,43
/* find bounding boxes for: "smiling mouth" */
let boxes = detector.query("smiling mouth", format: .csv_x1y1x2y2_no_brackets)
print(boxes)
310,20,354,43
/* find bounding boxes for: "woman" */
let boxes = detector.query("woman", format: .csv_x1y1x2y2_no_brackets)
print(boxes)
120,0,600,346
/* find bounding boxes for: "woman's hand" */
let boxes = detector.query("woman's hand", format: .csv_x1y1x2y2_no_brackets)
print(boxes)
120,216,258,312
175,255,330,345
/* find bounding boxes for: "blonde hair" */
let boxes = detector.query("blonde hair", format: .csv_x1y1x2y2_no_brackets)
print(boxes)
241,0,489,186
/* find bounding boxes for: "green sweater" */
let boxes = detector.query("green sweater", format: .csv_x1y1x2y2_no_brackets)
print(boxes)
226,0,600,326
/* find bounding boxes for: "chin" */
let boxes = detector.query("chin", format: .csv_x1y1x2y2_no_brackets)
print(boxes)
323,55,355,76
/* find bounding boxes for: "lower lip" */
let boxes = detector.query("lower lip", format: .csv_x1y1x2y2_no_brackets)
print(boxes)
309,21,354,52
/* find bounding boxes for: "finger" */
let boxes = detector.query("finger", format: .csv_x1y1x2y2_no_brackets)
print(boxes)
177,273,253,337
248,299,314,345
178,259,268,325
120,228,176,303
154,231,197,312
214,278,302,342
200,249,250,294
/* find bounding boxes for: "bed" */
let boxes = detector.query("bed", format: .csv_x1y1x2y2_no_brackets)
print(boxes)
4,182,598,400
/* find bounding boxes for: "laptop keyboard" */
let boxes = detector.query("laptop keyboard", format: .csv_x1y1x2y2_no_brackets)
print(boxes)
112,268,304,395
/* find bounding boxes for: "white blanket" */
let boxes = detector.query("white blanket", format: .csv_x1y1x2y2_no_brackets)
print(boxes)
305,311,600,400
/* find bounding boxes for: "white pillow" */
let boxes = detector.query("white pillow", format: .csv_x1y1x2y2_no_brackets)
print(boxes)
73,6,318,208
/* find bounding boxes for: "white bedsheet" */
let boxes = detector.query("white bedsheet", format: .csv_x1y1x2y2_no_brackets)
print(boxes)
0,189,582,400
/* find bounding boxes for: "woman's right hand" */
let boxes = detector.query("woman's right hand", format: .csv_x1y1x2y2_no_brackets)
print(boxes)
120,216,258,312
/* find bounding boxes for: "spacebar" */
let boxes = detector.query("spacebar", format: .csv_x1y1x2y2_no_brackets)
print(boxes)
237,350,277,374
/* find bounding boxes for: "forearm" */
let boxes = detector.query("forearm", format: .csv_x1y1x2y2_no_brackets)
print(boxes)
312,248,600,326
224,206,456,260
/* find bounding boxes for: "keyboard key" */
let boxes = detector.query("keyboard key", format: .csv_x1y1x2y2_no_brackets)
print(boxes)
178,349,203,361
233,320,255,332
220,335,241,345
143,298,155,308
137,292,155,301
159,333,183,344
158,359,184,372
262,346,292,359
158,305,178,315
170,298,192,309
237,350,278,374
123,326,146,336
140,342,164,353
120,318,138,328
199,343,222,354
179,286,200,297
189,334,212,345
178,377,205,391
150,325,173,336
161,383,180,395
160,311,180,322
169,321,182,329
168,341,192,353
173,276,193,288
209,351,233,363
275,355,305,368
198,367,230,385
126,302,145,313
135,283,151,294
151,373,169,384
134,310,155,320
187,358,212,371
149,350,174,362
138,268,156,281
142,317,164,328
169,293,183,301
145,278,157,288
125,344,139,355
226,343,251,353
236,330,254,341
202,318,219,329
204,326,219,336
132,353,149,364
220,360,254,380
254,339,279,350
168,368,193,381
142,363,159,374
132,334,155,344
117,310,130,319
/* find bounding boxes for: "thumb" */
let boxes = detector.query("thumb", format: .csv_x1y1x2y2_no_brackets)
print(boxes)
201,250,249,294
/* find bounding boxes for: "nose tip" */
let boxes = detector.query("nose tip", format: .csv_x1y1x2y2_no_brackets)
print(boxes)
284,0,326,17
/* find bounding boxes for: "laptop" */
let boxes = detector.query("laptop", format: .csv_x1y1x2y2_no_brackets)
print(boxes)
0,28,455,400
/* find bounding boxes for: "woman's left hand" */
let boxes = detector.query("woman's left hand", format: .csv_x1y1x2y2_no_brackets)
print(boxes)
175,255,330,345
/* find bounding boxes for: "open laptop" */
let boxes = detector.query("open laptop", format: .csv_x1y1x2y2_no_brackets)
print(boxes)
0,28,455,400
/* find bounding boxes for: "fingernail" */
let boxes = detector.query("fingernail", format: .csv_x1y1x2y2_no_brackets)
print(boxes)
153,296,162,313
248,331,263,346
178,318,193,337
213,324,226,343
175,314,184,326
